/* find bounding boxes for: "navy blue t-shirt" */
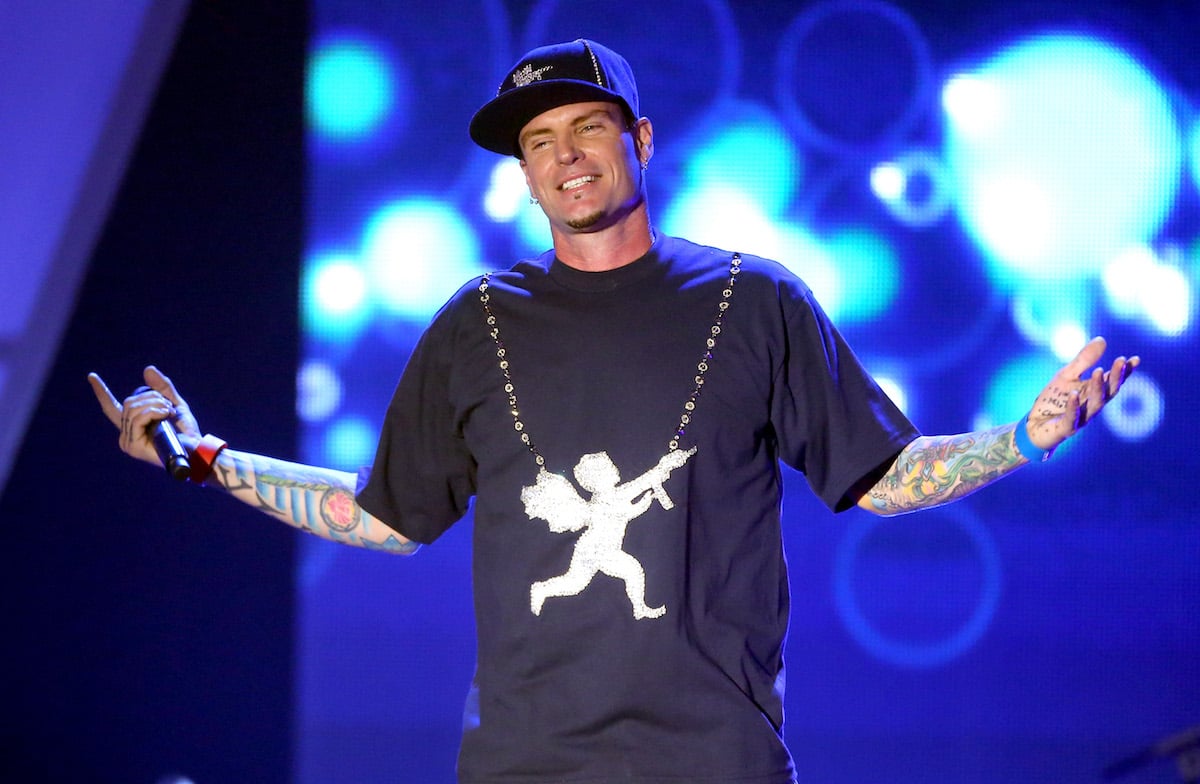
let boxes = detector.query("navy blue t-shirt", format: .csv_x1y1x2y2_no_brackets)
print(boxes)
358,234,919,783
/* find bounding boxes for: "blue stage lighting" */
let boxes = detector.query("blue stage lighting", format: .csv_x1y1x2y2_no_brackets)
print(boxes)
1101,374,1164,441
1010,279,1094,358
1102,245,1194,337
944,34,1182,287
1191,120,1200,195
361,198,483,322
684,104,802,215
322,415,378,472
979,351,1066,438
303,251,371,342
307,36,397,142
870,149,953,228
825,226,899,323
834,507,1001,669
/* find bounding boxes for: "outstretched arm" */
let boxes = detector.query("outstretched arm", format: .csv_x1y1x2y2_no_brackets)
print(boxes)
89,366,418,554
858,337,1139,516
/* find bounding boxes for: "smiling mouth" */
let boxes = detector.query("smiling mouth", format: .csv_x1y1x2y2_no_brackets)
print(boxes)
559,175,597,191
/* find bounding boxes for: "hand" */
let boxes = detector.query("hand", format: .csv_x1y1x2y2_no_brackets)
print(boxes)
88,366,201,467
1025,337,1140,452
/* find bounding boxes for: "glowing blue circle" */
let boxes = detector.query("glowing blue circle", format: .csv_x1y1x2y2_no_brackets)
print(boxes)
1102,374,1163,441
944,34,1182,286
776,0,933,153
307,37,396,141
834,507,1002,668
684,104,801,215
296,361,343,423
303,252,372,342
871,149,953,227
322,416,378,472
361,198,483,322
824,227,899,323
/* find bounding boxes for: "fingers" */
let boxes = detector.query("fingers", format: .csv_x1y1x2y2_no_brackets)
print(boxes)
1060,336,1107,380
1080,366,1106,422
88,372,123,428
143,365,183,407
1076,352,1142,426
118,386,176,457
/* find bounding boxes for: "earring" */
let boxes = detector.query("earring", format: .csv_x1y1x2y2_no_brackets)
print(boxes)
529,195,539,205
640,159,648,171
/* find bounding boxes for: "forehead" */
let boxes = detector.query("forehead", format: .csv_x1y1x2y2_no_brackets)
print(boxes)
518,100,625,139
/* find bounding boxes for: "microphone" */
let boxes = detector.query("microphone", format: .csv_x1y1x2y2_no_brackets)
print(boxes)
135,386,190,481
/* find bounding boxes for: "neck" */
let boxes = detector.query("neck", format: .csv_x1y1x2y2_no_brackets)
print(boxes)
551,206,655,272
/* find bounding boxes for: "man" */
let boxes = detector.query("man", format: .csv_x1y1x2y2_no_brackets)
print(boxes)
91,39,1138,784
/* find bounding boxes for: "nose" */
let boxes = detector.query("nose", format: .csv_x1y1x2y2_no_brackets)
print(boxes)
555,135,581,165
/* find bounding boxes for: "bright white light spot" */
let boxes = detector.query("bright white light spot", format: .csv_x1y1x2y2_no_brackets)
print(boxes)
1049,323,1088,361
483,159,529,222
942,74,1004,138
870,163,905,201
361,199,482,322
297,361,342,422
1142,263,1190,335
313,258,366,315
871,149,954,227
974,176,1054,269
1102,245,1193,335
1103,245,1158,317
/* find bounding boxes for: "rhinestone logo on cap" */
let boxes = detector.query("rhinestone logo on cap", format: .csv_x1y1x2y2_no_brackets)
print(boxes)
512,63,553,89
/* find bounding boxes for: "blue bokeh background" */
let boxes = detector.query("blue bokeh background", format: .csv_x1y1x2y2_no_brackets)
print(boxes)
295,2,1199,783
3,2,1194,783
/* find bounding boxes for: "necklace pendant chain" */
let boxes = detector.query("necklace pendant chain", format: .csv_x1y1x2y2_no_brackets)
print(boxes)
480,252,742,467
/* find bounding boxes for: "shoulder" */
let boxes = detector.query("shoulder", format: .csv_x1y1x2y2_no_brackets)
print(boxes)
660,235,817,308
425,251,554,329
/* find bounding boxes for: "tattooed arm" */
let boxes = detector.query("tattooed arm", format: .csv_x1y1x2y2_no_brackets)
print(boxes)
858,336,1140,516
88,365,419,554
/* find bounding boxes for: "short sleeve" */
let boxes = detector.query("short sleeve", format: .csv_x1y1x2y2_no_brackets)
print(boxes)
770,285,919,512
356,316,477,544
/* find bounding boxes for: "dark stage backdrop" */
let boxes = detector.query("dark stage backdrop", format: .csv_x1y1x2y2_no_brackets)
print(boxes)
1,3,304,783
2,1,1198,784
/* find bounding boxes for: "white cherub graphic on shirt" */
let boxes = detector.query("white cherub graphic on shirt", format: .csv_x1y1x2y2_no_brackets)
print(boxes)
521,447,697,620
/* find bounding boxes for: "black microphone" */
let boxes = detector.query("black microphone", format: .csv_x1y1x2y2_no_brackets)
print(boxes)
135,386,190,481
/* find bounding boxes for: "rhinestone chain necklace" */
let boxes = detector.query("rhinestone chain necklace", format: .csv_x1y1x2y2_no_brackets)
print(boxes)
477,252,742,468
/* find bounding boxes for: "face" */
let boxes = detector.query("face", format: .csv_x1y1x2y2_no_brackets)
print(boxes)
518,101,653,236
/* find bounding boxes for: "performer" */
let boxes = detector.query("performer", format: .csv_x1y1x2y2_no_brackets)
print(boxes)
91,39,1139,784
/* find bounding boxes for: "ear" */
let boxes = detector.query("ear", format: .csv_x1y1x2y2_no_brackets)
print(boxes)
634,117,654,165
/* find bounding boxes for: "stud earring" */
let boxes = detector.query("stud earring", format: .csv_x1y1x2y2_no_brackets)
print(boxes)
529,195,539,205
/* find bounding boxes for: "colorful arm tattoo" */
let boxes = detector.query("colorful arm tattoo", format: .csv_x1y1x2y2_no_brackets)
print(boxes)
209,450,419,554
864,424,1024,515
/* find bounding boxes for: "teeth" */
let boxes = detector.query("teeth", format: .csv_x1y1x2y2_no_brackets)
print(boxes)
560,176,596,191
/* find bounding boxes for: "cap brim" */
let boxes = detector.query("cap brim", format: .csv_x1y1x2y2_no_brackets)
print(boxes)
469,80,632,156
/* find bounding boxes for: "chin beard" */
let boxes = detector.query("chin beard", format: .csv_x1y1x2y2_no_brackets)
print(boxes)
565,210,605,230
